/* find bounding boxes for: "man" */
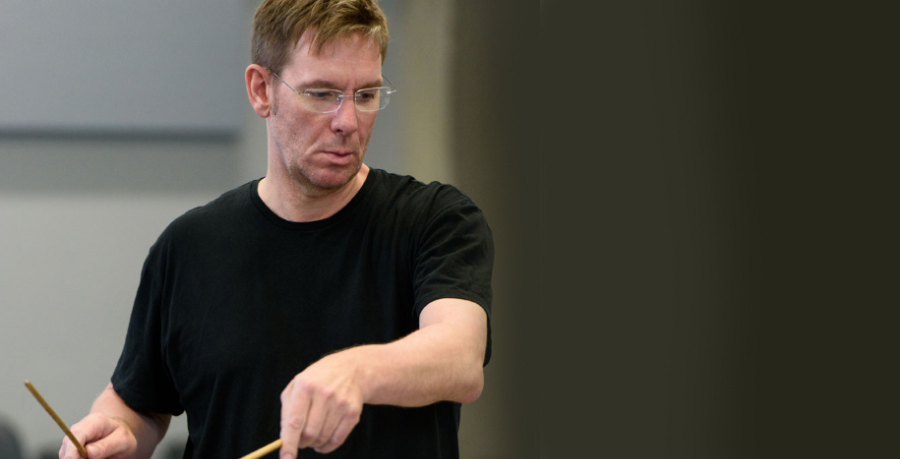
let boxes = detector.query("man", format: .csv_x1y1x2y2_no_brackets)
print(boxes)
58,1,493,458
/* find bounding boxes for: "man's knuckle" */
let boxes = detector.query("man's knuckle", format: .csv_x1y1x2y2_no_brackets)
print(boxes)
287,416,305,430
332,429,352,446
338,397,356,411
297,379,316,395
331,434,347,447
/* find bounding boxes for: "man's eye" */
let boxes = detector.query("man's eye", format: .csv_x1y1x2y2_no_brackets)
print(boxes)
358,91,377,101
306,91,336,100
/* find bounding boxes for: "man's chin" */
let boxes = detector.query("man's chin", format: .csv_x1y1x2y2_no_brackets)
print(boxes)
292,167,360,196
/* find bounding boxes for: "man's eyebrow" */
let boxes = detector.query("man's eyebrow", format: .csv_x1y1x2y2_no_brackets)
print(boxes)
300,79,385,90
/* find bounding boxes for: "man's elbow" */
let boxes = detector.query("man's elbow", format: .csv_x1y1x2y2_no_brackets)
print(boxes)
457,365,485,404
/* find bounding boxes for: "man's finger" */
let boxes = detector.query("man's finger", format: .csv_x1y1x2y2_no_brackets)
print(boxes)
314,410,361,454
61,440,84,459
280,383,312,459
62,425,91,459
311,399,344,450
82,426,132,459
298,392,331,449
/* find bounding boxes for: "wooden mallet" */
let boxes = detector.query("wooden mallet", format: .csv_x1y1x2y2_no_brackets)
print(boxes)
24,379,89,458
239,438,285,459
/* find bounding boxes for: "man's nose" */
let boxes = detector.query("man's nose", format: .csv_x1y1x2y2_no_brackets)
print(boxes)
331,97,359,135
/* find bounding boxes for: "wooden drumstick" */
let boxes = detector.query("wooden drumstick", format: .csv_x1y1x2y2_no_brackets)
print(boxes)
24,379,89,459
239,438,286,459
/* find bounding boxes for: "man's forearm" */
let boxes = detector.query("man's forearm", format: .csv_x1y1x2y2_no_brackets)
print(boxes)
352,298,488,406
354,328,484,406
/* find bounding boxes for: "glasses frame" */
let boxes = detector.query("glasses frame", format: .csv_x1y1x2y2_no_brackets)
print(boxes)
267,69,396,113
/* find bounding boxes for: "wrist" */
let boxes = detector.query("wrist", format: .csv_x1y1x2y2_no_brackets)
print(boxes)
343,344,380,403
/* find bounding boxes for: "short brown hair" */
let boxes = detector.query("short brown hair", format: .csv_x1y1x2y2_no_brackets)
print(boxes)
251,0,389,74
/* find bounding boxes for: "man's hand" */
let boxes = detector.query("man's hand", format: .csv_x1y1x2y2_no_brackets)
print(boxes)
60,383,170,459
279,352,366,457
58,413,137,459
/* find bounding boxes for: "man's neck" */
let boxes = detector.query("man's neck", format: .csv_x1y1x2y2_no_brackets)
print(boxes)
258,164,370,222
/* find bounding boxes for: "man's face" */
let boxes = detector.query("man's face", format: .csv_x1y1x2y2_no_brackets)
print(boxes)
267,31,383,196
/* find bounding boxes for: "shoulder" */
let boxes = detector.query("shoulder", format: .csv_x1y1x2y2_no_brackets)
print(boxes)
366,170,492,251
368,169,482,217
155,181,256,247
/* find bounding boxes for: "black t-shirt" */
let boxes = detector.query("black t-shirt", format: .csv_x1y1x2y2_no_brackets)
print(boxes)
111,169,493,459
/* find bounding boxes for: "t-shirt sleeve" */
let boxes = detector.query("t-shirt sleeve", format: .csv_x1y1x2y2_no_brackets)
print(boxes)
110,235,184,416
412,186,494,365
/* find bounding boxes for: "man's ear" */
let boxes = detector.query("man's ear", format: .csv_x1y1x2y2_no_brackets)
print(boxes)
246,64,275,117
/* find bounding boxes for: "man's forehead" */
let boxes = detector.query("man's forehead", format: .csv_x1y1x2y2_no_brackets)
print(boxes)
293,29,382,62
280,30,383,87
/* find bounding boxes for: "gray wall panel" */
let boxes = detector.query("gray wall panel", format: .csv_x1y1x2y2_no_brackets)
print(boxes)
0,0,246,136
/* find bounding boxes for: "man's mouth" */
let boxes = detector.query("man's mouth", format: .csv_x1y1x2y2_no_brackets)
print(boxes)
322,150,355,165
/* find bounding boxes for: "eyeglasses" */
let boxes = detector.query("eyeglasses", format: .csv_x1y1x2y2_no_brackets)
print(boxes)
268,69,396,113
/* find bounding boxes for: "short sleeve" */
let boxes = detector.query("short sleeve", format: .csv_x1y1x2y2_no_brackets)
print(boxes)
412,186,494,365
110,235,184,415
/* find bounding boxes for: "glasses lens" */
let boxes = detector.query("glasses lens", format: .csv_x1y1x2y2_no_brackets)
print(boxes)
355,89,379,111
300,88,392,113
356,88,391,111
302,90,341,113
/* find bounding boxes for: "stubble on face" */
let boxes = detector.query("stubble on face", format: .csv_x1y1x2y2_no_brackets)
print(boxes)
267,32,381,199
281,118,368,198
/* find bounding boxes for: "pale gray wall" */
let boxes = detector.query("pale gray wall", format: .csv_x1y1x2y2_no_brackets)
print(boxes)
0,0,246,136
0,1,495,458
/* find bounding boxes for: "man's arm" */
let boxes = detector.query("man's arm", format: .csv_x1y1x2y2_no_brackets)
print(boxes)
60,383,171,459
279,297,488,456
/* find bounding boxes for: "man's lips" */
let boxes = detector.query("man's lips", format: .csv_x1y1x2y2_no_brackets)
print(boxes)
321,150,355,164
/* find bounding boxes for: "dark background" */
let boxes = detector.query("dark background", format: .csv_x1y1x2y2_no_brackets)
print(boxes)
467,1,894,457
